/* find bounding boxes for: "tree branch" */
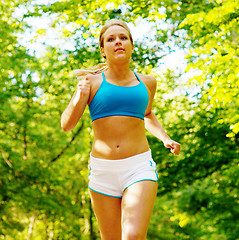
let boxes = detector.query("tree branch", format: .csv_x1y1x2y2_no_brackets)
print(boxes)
50,122,84,163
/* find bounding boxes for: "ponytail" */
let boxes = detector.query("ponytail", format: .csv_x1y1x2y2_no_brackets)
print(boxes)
73,63,108,77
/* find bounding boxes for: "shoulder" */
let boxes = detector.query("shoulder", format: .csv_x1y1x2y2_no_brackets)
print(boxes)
86,72,103,81
136,72,157,92
86,73,104,97
86,73,103,86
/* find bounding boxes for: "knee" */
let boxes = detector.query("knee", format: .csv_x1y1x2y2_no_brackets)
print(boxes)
122,227,146,240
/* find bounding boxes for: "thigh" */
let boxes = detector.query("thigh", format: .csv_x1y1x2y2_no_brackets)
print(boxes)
89,189,122,240
121,181,158,240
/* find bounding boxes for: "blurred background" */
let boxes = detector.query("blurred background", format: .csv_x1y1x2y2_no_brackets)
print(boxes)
0,0,238,239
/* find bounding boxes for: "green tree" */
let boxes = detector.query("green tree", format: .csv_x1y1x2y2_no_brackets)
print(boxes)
1,0,238,239
179,0,239,138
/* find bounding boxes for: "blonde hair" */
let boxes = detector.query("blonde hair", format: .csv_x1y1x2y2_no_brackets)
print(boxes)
74,19,133,77
73,63,109,77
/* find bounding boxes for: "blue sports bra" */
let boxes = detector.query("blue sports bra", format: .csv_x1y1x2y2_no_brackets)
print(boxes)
89,72,149,121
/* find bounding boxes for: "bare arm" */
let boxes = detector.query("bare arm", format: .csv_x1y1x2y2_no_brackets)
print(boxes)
61,76,90,132
145,112,170,143
144,75,181,155
145,112,181,155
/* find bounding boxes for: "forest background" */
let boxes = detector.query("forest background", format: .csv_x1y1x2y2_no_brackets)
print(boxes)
1,0,238,239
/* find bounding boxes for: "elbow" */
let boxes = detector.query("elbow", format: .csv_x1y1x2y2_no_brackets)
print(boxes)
61,118,71,132
62,126,69,132
144,111,153,119
61,120,75,132
61,111,80,132
61,124,72,132
61,122,68,132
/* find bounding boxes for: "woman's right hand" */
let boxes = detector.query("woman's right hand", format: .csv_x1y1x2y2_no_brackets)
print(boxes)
73,76,90,106
61,72,91,131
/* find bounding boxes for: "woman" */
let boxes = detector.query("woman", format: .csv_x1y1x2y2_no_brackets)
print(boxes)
61,19,181,240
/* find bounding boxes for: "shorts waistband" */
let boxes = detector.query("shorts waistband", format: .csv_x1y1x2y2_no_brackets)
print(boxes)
89,150,152,170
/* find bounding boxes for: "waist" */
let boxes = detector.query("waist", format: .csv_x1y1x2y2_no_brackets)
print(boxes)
91,116,149,159
91,143,150,160
90,150,152,168
92,116,145,136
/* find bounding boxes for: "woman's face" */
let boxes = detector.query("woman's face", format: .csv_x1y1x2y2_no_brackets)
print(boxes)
101,25,133,63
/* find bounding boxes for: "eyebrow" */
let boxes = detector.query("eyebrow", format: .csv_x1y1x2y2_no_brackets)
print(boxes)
106,33,128,37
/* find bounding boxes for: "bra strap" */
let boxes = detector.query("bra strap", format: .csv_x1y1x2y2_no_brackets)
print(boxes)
134,72,141,82
103,71,142,83
102,72,106,82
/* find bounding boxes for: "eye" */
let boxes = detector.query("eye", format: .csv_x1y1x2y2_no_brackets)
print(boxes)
107,37,114,42
121,36,128,40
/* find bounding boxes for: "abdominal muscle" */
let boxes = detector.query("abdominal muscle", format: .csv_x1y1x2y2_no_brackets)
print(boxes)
91,116,150,160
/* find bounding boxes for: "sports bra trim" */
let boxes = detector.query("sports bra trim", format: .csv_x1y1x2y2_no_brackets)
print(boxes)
102,72,142,87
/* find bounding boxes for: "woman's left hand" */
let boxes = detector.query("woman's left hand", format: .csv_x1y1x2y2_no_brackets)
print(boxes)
164,139,181,155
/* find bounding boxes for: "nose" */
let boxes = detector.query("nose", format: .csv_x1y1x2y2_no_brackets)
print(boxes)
115,36,122,45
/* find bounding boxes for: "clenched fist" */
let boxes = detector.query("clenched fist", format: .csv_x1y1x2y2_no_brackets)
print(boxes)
72,70,90,106
164,139,181,155
76,76,90,97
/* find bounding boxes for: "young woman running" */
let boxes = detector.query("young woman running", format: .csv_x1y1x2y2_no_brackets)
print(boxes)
61,19,181,240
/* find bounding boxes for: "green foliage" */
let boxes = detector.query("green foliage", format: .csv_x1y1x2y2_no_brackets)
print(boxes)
1,0,238,239
179,0,239,137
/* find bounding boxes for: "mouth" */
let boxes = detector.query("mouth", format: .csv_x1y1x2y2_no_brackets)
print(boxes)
115,48,125,52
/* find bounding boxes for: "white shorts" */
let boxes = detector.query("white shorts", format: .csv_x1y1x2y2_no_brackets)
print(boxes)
88,150,158,198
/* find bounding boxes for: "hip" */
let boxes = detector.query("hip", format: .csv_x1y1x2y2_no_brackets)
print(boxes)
88,149,158,198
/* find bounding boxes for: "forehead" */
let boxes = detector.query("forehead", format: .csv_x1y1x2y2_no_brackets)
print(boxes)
103,25,129,38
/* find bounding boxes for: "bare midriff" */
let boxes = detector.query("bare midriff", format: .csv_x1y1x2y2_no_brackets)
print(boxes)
91,116,149,160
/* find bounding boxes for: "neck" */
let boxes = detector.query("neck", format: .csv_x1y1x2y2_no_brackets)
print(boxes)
106,62,132,80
